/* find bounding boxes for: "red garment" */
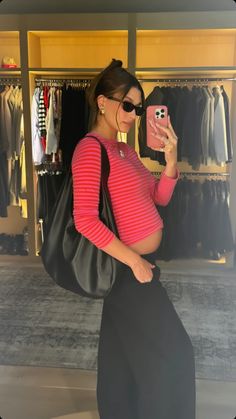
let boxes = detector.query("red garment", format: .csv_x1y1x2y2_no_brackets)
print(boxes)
41,136,46,151
72,134,179,249
43,86,50,110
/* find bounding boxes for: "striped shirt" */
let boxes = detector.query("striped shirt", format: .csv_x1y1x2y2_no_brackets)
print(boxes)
72,134,178,249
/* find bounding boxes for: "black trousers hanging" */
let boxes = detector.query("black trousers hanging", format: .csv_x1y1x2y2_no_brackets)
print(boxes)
0,152,9,217
97,253,196,419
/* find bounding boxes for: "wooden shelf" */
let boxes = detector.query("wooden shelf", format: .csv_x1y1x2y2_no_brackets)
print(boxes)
136,67,236,79
29,68,102,75
0,67,21,71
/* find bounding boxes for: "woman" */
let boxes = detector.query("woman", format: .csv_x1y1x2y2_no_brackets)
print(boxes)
72,59,195,419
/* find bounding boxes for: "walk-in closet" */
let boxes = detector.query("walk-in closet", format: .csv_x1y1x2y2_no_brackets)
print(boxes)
0,14,235,271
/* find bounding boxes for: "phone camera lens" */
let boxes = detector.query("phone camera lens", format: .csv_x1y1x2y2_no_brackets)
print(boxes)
155,108,165,119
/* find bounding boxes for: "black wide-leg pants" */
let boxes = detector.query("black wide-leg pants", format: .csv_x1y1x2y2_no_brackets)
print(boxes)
97,253,196,419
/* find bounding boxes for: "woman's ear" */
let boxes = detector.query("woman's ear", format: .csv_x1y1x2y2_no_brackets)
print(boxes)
97,95,106,113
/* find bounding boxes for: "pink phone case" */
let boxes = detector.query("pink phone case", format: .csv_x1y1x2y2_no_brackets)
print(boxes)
146,105,168,149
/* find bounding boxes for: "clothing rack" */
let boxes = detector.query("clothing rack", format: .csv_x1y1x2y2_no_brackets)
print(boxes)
0,77,21,85
152,171,230,177
139,77,236,83
34,77,91,88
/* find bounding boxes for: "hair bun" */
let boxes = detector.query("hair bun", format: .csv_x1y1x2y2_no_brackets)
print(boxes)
111,59,123,68
104,59,123,71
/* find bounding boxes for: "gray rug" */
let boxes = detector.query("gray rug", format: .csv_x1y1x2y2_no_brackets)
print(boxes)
0,265,235,382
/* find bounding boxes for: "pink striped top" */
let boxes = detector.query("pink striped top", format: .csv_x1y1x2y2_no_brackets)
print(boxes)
72,134,178,249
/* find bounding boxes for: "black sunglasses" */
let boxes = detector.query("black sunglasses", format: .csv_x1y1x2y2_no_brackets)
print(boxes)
107,96,144,116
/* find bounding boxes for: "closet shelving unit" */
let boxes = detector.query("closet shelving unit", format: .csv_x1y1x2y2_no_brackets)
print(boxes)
0,32,21,78
0,31,28,260
26,29,129,259
0,13,235,271
27,29,129,93
133,28,236,270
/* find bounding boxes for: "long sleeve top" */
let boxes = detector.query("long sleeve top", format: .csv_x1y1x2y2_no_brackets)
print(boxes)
72,134,179,249
31,88,44,165
46,87,58,155
212,86,228,165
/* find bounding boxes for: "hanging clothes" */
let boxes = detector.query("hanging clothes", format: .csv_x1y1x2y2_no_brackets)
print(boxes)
220,85,233,163
9,85,24,158
212,86,228,165
156,176,234,261
0,81,26,218
32,79,91,238
59,84,90,168
31,87,44,165
36,170,66,238
45,87,58,155
139,83,233,169
0,151,9,217
0,83,10,217
19,140,27,218
38,88,47,151
0,85,14,157
31,80,90,169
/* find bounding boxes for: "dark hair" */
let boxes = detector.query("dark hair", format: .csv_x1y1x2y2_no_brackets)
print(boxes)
87,59,145,127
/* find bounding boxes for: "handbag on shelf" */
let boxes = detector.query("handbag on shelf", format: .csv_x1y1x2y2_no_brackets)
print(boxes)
41,135,120,298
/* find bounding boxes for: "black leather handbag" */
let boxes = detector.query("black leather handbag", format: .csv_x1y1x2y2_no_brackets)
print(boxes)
41,136,120,298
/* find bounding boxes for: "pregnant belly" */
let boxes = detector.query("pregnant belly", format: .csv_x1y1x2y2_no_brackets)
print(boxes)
128,229,163,255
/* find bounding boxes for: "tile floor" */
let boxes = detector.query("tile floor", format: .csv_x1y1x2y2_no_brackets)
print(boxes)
0,365,235,419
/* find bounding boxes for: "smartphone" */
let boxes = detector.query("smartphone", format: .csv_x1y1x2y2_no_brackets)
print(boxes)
146,105,168,149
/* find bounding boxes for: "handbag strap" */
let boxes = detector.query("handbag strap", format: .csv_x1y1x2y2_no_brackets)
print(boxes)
84,134,110,188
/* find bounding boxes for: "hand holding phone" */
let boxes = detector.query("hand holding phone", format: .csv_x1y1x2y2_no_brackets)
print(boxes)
146,105,168,150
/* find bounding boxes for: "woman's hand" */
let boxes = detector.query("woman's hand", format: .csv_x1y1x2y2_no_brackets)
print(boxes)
148,116,178,166
129,256,156,283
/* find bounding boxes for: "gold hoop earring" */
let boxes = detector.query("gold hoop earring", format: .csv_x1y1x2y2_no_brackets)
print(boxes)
100,108,105,115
